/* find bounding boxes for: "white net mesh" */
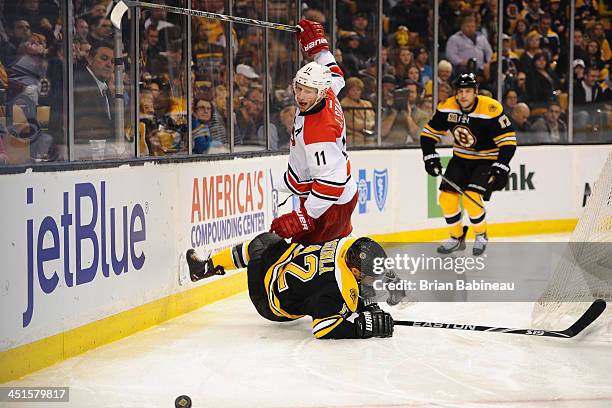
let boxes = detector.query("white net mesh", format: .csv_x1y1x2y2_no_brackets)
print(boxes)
532,148,612,336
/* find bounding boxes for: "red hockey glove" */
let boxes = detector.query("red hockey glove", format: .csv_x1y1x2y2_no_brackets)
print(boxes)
297,19,329,57
270,208,315,239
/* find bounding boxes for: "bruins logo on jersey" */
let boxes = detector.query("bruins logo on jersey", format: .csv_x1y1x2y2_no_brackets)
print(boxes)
452,125,477,148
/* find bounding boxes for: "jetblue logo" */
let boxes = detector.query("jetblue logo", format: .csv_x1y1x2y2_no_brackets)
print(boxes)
358,168,388,214
23,182,147,328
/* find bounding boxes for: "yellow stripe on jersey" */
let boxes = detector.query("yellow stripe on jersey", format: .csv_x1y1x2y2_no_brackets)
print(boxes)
312,315,344,338
424,124,446,135
264,243,305,320
494,131,517,142
470,95,503,118
497,140,517,147
335,238,359,313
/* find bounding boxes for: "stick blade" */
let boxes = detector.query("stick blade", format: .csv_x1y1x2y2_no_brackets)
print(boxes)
564,299,607,337
110,1,129,29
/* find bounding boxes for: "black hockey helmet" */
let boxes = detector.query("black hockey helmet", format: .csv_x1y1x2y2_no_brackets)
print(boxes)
454,72,478,90
346,237,388,277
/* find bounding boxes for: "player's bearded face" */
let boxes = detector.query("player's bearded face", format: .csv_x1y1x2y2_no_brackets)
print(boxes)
456,88,477,110
294,83,319,112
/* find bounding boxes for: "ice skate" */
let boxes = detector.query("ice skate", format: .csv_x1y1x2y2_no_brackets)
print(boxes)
186,249,225,282
472,233,488,256
437,226,468,254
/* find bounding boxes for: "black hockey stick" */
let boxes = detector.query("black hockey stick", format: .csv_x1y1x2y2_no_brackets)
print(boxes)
439,173,485,211
395,299,606,338
110,0,301,32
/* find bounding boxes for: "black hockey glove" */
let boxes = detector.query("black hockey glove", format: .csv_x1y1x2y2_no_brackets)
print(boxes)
355,310,394,338
423,153,442,177
358,297,381,313
489,162,510,191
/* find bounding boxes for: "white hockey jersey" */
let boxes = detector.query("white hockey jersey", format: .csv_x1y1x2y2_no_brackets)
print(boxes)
279,51,357,219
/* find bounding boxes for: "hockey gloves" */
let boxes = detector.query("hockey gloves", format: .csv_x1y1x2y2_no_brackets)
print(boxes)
423,153,443,177
297,19,329,57
355,309,394,338
489,162,510,191
270,208,315,239
186,249,226,282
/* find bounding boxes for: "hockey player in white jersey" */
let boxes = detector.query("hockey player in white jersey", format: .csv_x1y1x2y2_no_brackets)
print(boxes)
270,19,358,245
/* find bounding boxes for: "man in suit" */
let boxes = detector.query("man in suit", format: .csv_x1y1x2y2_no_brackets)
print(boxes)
573,66,605,129
74,42,115,144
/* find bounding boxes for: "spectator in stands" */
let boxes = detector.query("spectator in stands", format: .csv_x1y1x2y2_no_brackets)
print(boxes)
511,19,529,52
438,0,464,46
144,8,175,41
8,33,48,124
526,52,560,109
515,70,528,101
574,66,605,106
424,59,453,98
75,18,89,42
503,88,519,113
141,25,165,75
572,28,589,64
547,0,567,38
521,0,544,28
236,27,263,74
518,32,541,74
486,34,520,92
406,65,421,92
10,0,56,40
302,8,326,26
234,64,259,100
338,31,362,78
437,82,453,104
211,84,229,146
392,46,414,87
589,22,612,63
235,86,266,147
0,20,32,65
479,0,498,45
192,21,225,82
585,39,606,71
529,100,567,143
402,79,428,143
192,97,215,154
73,42,115,145
87,16,113,46
388,0,429,38
445,15,493,74
510,102,531,133
414,47,432,88
573,59,586,83
358,57,377,103
350,13,375,60
380,47,396,78
341,77,376,146
274,101,296,150
84,3,108,22
529,13,560,62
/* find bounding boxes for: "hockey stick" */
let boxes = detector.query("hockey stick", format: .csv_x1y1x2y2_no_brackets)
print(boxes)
439,173,485,210
394,299,606,338
110,0,301,32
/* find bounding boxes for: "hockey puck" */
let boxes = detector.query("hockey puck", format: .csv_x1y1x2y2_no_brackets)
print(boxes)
175,395,192,408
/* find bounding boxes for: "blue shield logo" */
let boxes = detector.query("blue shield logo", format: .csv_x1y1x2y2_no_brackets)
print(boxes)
373,169,388,211
357,169,371,214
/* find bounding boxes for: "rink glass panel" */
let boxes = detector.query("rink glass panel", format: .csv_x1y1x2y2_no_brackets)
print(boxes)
0,1,68,164
1,1,610,169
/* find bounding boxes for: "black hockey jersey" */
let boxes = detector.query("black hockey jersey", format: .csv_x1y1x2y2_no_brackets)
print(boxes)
262,237,362,339
420,95,516,160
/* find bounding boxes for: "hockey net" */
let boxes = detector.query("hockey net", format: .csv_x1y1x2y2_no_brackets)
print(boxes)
532,148,612,338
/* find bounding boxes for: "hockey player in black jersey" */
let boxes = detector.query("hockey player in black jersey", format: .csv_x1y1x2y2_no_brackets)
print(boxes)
186,233,400,339
420,73,517,255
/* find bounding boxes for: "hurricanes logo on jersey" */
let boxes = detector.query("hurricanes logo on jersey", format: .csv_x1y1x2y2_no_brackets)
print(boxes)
452,125,477,148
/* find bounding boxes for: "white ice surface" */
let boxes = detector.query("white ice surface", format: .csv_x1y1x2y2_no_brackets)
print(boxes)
4,234,612,408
